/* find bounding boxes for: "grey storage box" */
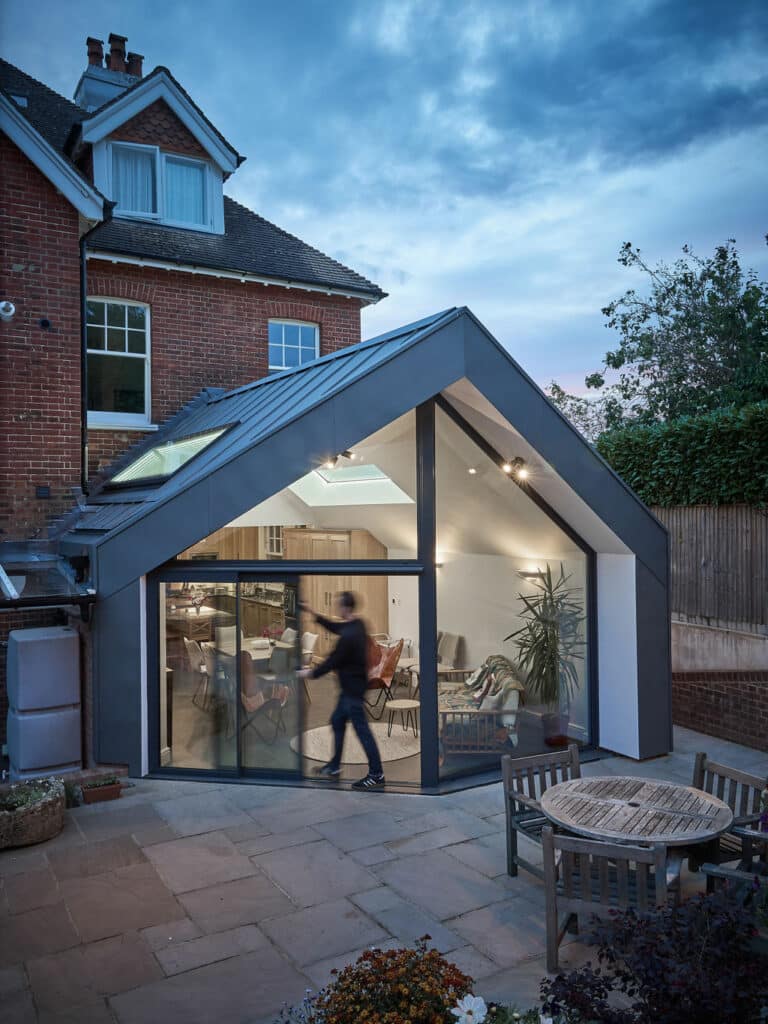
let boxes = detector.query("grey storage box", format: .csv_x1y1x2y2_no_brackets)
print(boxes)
7,626,81,780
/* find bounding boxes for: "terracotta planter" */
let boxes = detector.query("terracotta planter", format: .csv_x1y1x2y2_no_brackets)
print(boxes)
0,778,65,849
82,782,122,804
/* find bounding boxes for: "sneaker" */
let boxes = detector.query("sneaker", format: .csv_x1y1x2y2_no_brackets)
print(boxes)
313,763,341,779
352,772,385,790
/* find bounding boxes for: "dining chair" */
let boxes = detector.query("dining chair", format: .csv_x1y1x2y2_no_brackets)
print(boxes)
280,627,298,645
239,651,288,746
300,632,319,702
365,638,404,720
543,825,671,972
502,743,581,879
183,637,210,711
690,753,766,875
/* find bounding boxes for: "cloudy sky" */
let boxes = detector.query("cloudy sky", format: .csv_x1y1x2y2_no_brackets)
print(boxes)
2,0,766,390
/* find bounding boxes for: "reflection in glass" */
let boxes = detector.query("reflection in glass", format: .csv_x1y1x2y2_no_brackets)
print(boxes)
299,575,420,786
435,406,589,779
179,410,417,561
160,581,238,770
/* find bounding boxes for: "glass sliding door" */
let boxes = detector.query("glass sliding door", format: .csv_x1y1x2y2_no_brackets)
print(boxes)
298,573,420,786
160,581,238,771
239,578,302,775
434,404,591,780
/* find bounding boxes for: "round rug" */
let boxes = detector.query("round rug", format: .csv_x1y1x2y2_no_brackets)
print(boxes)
291,721,420,764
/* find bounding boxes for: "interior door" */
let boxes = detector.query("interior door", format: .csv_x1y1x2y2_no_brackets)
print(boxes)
239,577,302,775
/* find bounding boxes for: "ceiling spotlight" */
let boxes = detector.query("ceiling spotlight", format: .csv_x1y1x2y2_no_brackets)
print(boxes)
507,456,528,480
341,450,356,460
323,457,337,470
517,466,529,480
468,467,477,475
502,462,513,474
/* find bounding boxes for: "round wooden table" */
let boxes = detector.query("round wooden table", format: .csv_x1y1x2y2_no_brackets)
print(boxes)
540,776,733,847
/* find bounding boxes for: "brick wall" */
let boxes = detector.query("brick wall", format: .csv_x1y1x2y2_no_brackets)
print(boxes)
0,136,84,540
85,261,363,473
672,671,768,753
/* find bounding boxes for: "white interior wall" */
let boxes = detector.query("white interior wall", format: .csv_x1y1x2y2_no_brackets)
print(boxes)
597,554,639,758
386,574,419,657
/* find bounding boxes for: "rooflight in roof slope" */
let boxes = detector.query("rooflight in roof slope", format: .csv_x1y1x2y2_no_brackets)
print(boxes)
110,427,227,484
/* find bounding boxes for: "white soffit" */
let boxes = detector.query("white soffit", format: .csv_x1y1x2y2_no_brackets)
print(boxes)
443,379,633,556
79,71,239,174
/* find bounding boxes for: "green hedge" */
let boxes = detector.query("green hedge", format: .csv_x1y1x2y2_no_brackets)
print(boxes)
595,402,768,506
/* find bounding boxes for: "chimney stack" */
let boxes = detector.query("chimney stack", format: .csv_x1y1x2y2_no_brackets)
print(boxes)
86,37,104,67
106,33,127,73
126,52,144,78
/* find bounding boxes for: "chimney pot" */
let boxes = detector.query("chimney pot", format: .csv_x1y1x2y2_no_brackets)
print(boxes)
107,32,128,74
86,37,104,67
126,52,144,78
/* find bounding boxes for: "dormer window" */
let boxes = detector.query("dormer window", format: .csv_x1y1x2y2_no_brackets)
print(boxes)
109,142,211,229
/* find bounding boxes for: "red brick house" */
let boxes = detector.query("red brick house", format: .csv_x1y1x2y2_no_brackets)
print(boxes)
0,33,384,745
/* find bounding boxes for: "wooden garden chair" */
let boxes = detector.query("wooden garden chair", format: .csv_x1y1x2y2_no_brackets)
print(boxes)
543,825,672,972
690,752,766,875
502,743,581,879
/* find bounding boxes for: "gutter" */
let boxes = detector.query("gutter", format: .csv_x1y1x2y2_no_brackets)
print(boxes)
79,233,90,496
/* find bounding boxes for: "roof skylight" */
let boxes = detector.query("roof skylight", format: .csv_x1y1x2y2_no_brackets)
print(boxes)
315,464,388,484
110,427,227,484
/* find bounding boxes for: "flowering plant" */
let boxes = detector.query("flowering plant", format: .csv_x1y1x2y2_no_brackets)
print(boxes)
451,994,488,1023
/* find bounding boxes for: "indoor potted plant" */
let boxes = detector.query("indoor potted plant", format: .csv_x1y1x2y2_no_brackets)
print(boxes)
81,774,122,804
504,564,585,746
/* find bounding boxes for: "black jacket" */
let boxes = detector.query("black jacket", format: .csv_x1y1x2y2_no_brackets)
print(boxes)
310,614,368,698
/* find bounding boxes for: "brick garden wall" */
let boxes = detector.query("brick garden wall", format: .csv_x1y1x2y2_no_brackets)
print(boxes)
0,136,83,540
672,671,768,753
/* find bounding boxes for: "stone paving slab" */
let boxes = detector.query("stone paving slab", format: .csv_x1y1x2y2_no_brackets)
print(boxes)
5,987,36,1024
61,861,186,943
151,792,253,837
178,872,295,934
0,900,81,966
144,831,257,894
376,847,509,919
2,866,60,915
155,923,268,976
255,838,380,907
448,898,551,967
109,945,311,1024
313,809,429,851
72,802,169,843
260,897,388,966
141,917,203,951
47,836,146,882
351,886,463,951
348,842,397,865
443,831,509,878
234,825,321,856
38,1000,116,1024
27,931,162,1013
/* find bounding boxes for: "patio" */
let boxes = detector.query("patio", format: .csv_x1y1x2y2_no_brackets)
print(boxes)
3,726,767,1024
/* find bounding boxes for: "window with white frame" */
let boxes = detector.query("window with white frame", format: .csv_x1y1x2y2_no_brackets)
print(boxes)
268,320,319,372
86,299,151,427
110,142,210,229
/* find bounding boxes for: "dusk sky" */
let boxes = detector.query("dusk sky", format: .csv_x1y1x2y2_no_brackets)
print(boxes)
2,0,766,392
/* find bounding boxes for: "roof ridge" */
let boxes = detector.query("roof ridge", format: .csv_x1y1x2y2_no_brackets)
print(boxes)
209,307,459,405
222,196,384,295
0,57,86,117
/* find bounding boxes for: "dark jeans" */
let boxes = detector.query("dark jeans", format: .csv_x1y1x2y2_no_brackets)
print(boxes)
330,694,383,775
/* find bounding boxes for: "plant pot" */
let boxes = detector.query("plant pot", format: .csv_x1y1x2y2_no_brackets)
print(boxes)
82,782,122,804
542,711,570,748
0,778,65,849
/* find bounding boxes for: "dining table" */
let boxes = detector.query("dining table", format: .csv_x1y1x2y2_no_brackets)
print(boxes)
540,775,734,879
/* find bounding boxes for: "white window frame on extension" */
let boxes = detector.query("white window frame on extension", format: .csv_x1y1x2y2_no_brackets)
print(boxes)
268,319,319,373
106,141,216,231
86,298,153,430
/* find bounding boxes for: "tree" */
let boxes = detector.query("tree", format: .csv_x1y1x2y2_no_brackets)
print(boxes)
549,237,768,437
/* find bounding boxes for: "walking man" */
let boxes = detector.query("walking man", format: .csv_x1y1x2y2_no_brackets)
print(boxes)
297,591,385,790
